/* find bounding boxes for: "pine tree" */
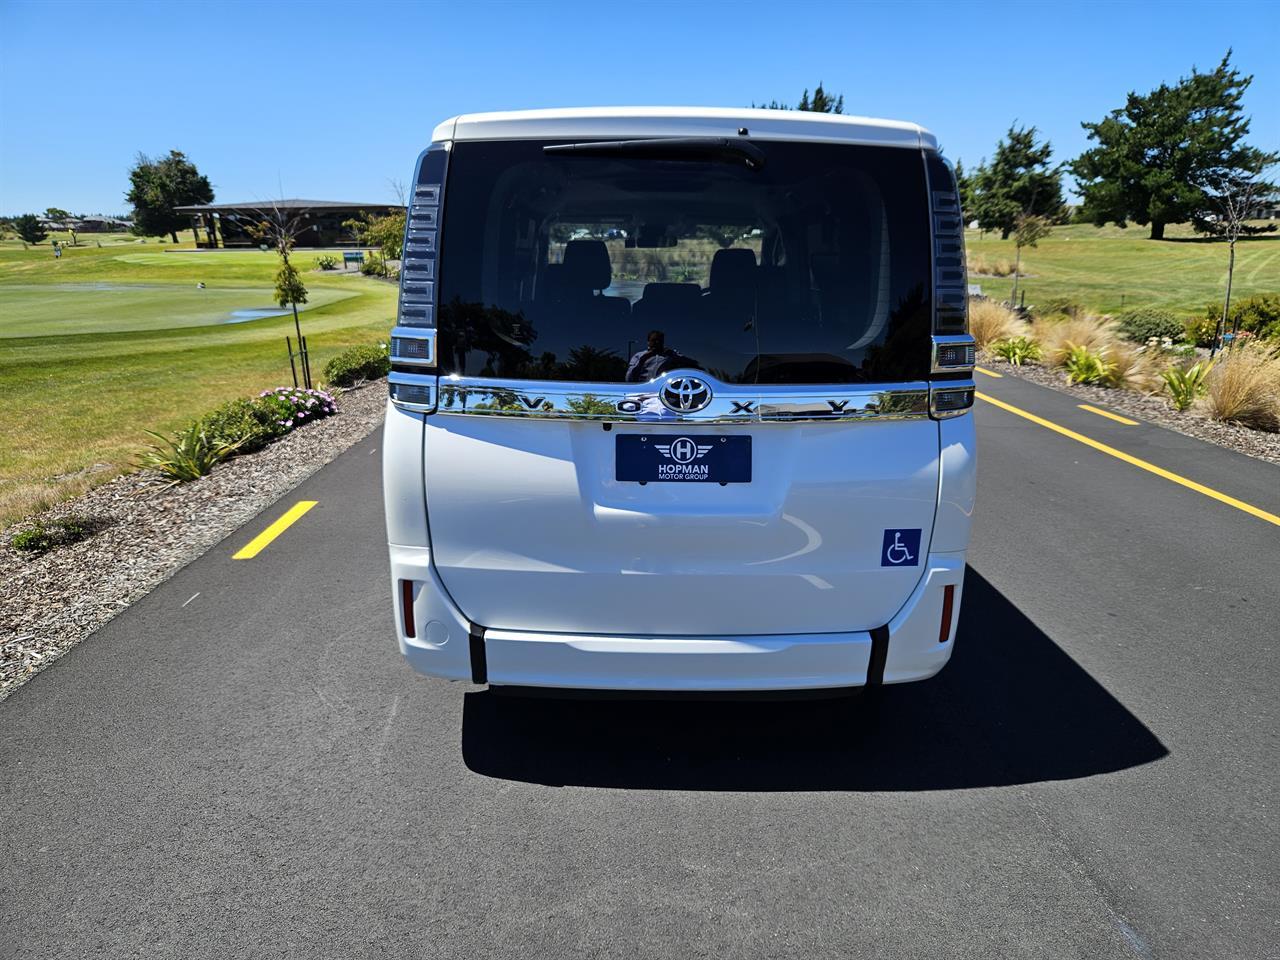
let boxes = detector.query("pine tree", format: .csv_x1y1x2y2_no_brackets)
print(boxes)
1071,51,1276,240
971,125,1064,239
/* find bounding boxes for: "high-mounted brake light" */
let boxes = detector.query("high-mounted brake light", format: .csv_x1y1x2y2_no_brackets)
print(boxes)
390,147,448,413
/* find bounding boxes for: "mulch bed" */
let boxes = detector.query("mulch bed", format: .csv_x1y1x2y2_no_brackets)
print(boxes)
0,381,388,701
985,358,1280,467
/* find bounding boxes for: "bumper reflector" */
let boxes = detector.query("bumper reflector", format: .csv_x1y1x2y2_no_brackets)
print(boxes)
401,579,416,638
939,584,955,643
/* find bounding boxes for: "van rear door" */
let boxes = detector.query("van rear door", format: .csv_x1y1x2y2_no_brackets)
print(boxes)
392,135,973,637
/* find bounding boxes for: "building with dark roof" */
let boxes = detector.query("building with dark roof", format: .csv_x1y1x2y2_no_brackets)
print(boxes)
173,199,402,248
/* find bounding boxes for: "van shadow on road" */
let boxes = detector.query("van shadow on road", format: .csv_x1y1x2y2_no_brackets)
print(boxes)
460,567,1168,790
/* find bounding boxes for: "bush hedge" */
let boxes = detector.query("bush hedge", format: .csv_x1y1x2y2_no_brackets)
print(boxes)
323,343,390,387
1116,308,1184,343
1205,294,1280,342
140,387,338,483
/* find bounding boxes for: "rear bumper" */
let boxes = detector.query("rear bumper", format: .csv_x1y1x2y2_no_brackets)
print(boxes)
390,545,965,691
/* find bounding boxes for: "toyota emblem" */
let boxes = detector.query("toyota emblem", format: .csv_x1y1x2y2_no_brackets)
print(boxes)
660,376,712,413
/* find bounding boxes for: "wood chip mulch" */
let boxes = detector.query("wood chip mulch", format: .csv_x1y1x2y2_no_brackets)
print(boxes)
984,359,1280,467
0,381,388,701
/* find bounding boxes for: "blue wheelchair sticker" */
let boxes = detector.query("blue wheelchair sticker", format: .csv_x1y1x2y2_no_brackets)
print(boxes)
881,528,922,567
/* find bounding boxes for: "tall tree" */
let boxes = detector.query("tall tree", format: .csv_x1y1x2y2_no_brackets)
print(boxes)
125,150,214,243
970,125,1063,239
754,82,845,113
1071,51,1274,240
15,214,47,244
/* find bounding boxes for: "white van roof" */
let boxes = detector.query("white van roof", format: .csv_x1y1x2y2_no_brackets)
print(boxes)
432,107,937,150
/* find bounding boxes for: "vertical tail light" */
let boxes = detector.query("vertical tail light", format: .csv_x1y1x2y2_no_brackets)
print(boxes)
926,151,975,417
389,145,449,413
925,152,969,335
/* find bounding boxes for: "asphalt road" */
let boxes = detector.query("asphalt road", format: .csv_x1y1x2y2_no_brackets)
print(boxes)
3,372,1278,960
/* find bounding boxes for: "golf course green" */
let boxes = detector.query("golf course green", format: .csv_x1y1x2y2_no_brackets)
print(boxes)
0,239,396,525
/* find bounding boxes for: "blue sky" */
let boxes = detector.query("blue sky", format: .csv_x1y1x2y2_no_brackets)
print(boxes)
1,0,1276,215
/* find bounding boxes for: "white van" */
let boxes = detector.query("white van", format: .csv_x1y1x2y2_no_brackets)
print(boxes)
383,108,975,694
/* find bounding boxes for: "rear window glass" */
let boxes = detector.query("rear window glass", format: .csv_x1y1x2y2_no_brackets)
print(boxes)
436,139,931,384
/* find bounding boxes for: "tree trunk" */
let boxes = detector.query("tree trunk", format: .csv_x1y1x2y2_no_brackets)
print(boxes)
1211,240,1237,359
170,230,179,244
1010,245,1022,303
1149,221,1165,241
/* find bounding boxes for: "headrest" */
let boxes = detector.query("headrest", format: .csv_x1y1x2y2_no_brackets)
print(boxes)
561,240,612,291
709,248,758,291
640,282,702,304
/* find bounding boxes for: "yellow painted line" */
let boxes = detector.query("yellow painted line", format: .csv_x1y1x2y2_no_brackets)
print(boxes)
232,501,318,559
975,366,1003,378
976,392,1280,528
1078,404,1138,426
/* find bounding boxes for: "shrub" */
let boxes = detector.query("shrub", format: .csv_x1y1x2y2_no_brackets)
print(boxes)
1116,308,1183,343
966,252,1016,277
1035,315,1118,366
1032,296,1084,320
138,388,337,484
360,253,388,277
968,297,1025,349
1203,343,1280,431
138,425,244,484
255,386,338,431
196,397,287,454
1204,294,1280,343
991,336,1042,366
323,343,390,387
315,254,339,271
1161,361,1213,412
1185,315,1218,347
10,515,103,555
1063,344,1114,385
1102,341,1162,392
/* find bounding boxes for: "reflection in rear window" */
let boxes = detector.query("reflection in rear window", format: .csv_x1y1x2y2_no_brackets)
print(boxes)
436,139,932,384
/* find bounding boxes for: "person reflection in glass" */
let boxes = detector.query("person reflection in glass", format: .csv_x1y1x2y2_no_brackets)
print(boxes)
626,329,696,383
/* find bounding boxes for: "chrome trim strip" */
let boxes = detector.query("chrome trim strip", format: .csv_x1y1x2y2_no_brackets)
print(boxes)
430,371,931,423
930,334,977,374
929,380,976,420
390,326,436,367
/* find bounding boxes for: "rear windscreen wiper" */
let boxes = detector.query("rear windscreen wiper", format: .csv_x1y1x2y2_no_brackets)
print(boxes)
544,137,765,171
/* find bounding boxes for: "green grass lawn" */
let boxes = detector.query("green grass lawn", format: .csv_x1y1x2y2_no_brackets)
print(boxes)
966,222,1280,314
1,282,357,337
0,242,395,525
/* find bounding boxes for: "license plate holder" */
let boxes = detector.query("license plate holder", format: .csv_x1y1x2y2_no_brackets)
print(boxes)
615,434,752,483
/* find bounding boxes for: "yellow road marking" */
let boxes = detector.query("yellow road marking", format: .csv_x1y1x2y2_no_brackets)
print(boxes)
232,501,318,559
975,366,1003,378
976,392,1280,528
1078,404,1138,426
